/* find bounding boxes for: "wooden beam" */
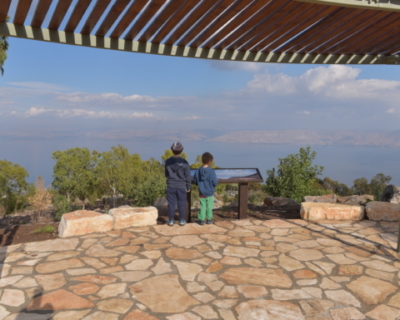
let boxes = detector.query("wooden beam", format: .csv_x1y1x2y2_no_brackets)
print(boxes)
14,0,33,25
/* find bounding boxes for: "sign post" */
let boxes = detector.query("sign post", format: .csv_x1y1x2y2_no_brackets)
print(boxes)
187,168,263,222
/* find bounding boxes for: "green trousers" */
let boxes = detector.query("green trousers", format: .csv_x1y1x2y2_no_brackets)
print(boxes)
198,196,214,221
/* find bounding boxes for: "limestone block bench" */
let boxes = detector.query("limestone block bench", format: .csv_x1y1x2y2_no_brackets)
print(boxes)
366,201,400,221
58,206,158,238
300,202,364,221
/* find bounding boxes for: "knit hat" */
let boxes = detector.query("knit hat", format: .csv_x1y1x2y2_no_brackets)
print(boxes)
171,141,184,152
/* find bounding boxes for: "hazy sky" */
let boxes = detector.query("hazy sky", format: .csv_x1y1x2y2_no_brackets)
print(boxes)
1,36,400,141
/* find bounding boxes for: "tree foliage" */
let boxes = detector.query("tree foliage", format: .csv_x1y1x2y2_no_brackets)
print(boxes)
52,147,99,208
352,173,392,200
29,176,52,219
161,150,188,163
264,147,324,202
0,16,9,75
0,160,31,214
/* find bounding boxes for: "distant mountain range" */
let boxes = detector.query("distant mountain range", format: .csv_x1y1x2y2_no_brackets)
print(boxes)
3,129,400,148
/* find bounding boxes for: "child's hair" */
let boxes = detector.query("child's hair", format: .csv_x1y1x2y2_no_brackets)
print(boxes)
172,150,181,155
202,152,214,164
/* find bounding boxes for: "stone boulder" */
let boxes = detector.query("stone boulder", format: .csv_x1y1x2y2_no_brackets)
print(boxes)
108,206,158,229
263,197,300,208
303,194,336,203
153,197,168,215
337,195,374,206
380,185,400,204
366,201,400,221
300,202,364,221
58,210,113,238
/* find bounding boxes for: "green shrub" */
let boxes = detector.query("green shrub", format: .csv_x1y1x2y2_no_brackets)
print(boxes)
52,194,71,221
33,225,55,233
133,170,166,207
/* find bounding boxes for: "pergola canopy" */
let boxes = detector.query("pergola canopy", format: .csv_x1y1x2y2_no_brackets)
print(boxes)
1,0,400,64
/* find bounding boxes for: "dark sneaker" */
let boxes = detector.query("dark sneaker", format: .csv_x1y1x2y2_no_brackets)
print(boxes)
206,220,213,224
179,220,186,226
167,220,174,226
199,220,205,226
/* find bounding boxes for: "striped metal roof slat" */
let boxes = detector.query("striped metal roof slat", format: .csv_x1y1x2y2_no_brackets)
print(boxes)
110,0,148,38
81,0,112,35
48,0,74,30
177,0,237,46
138,0,185,42
124,0,167,41
96,0,131,36
150,0,198,44
14,0,33,25
31,0,53,28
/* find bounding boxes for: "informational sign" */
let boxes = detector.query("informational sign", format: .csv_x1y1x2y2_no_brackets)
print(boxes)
190,168,263,183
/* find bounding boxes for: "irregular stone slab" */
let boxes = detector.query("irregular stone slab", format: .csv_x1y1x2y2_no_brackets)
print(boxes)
338,265,363,275
82,311,119,320
263,219,302,228
220,256,242,265
366,201,400,221
109,206,158,229
36,258,84,274
58,210,113,238
324,290,361,307
81,257,107,269
171,235,204,247
227,228,255,238
172,261,203,281
193,292,215,303
237,285,268,298
0,289,25,307
166,312,201,320
166,248,203,260
71,275,117,284
46,251,80,261
361,260,398,272
14,277,38,288
236,300,304,320
97,298,133,313
4,313,52,320
278,254,305,271
105,238,130,247
27,289,94,310
123,310,160,320
223,246,259,258
329,307,365,320
35,273,66,291
97,283,126,299
69,283,100,295
86,244,122,258
125,259,153,271
346,276,397,305
271,289,313,300
192,305,218,319
365,305,400,320
113,271,151,282
140,251,162,260
129,275,199,313
67,268,96,276
289,249,323,261
25,238,79,252
300,202,364,220
221,267,292,288
299,299,334,316
52,310,91,320
151,258,172,275
0,275,23,288
388,292,400,308
153,224,226,236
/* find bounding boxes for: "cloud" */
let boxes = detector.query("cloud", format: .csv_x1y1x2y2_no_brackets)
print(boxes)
25,107,53,117
208,60,266,72
56,92,155,104
387,108,396,114
56,109,154,119
9,82,69,92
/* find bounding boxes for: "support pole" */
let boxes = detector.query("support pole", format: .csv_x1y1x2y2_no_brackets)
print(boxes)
238,183,249,220
186,191,192,223
397,221,400,253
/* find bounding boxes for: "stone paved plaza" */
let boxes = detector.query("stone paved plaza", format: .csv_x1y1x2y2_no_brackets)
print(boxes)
0,218,399,320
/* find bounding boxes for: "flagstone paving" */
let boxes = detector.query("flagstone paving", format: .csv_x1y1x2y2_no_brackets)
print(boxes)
0,218,399,319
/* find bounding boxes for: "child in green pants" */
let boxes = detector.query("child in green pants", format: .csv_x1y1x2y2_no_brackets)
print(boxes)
193,152,218,225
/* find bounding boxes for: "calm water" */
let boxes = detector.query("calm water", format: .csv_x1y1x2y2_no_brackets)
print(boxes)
1,138,400,188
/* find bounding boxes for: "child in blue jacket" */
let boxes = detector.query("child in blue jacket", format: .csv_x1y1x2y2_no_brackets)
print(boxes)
193,152,218,225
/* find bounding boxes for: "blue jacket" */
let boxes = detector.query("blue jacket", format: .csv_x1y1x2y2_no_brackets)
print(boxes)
193,166,218,197
165,156,191,190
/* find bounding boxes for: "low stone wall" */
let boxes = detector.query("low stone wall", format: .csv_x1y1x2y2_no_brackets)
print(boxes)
366,201,400,221
58,206,158,238
300,202,364,221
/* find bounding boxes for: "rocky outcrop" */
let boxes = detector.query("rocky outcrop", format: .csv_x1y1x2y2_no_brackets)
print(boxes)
108,206,158,229
58,210,113,238
263,197,300,210
337,195,374,206
366,201,400,221
380,185,400,204
303,194,336,203
300,202,364,221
